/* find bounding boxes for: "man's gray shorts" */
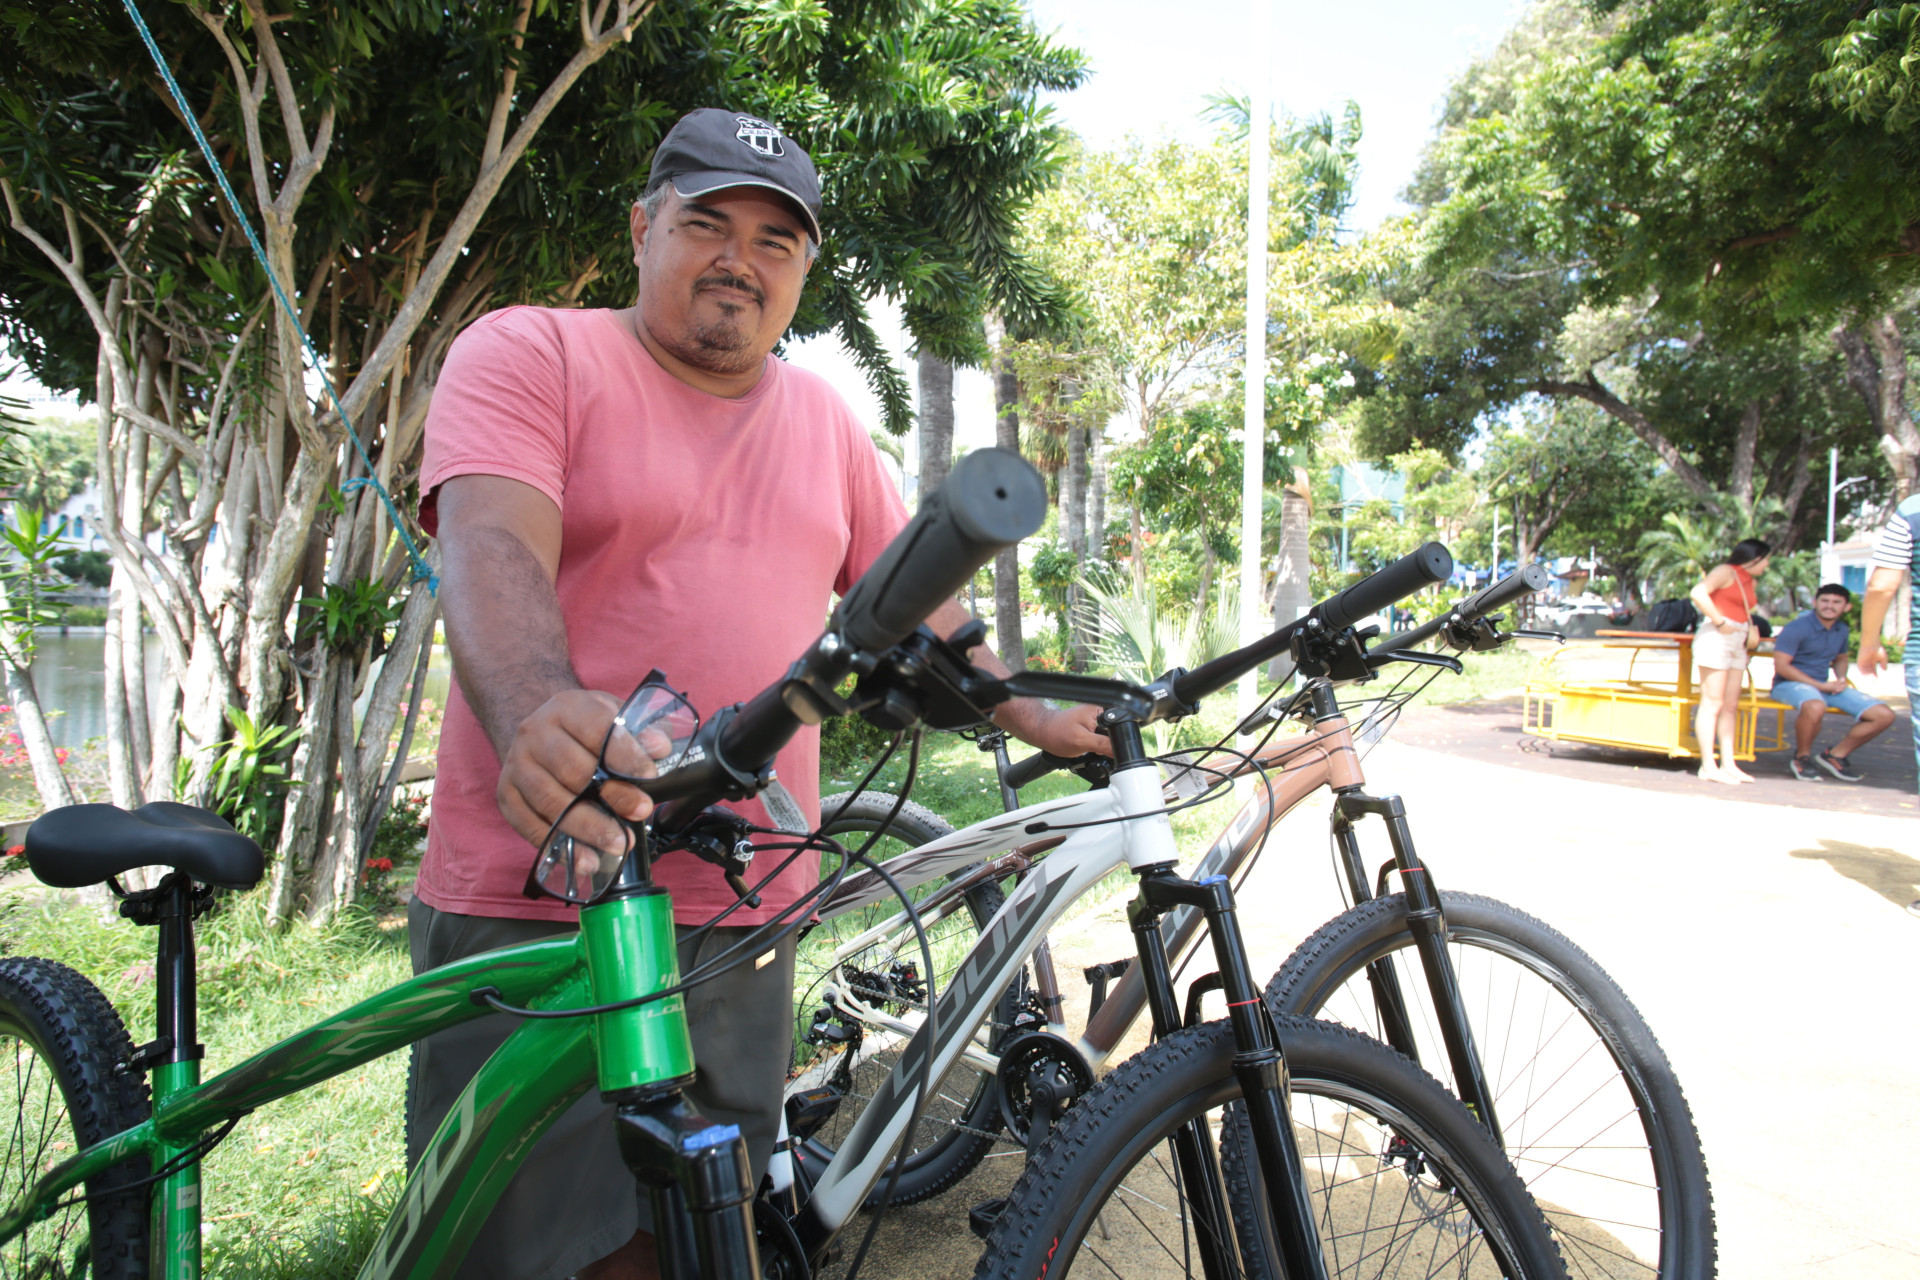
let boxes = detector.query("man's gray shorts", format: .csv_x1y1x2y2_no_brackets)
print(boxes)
405,898,797,1280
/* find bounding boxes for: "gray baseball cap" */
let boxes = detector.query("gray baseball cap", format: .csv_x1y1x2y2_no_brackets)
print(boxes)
646,108,823,243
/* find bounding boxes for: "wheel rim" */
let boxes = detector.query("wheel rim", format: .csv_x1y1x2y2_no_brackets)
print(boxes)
0,1026,93,1279
1299,930,1664,1278
1057,1076,1532,1278
789,817,1012,1187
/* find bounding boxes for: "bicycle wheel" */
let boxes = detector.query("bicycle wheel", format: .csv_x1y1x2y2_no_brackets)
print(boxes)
789,791,1024,1206
1267,893,1713,1280
976,1015,1566,1280
0,957,152,1279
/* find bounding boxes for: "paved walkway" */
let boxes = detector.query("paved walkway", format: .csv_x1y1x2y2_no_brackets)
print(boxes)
830,714,1920,1279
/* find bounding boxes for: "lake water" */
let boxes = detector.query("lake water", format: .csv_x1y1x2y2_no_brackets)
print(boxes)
24,631,453,750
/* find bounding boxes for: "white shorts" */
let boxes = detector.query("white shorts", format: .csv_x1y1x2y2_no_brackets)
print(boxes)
1693,621,1751,670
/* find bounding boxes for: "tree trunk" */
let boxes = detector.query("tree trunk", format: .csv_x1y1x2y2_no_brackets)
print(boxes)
268,658,338,926
916,349,954,506
991,345,1026,671
102,571,139,809
3,664,76,811
1089,428,1107,564
1129,496,1147,593
1536,371,1723,511
1834,313,1920,500
1730,400,1761,511
1064,420,1089,669
306,661,367,923
1267,475,1312,684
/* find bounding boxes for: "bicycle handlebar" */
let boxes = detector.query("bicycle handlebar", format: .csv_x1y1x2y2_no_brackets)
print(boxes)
1170,542,1453,706
653,450,1048,825
1375,563,1552,657
832,447,1047,654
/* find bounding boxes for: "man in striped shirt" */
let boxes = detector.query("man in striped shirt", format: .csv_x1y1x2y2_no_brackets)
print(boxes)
1857,495,1920,915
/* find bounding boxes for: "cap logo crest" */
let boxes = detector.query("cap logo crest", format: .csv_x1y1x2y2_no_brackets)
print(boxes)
734,115,786,158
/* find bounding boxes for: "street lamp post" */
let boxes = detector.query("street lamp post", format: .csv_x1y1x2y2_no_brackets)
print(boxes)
1237,0,1270,728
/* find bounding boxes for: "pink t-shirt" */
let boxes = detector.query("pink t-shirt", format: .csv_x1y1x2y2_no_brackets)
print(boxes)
416,306,908,924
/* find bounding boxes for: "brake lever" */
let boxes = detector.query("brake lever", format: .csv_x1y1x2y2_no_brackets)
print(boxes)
984,671,1156,721
1381,650,1464,674
658,807,763,907
1509,628,1567,643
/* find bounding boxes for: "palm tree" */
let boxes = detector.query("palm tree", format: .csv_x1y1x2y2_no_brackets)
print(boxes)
1079,568,1239,754
1635,496,1789,598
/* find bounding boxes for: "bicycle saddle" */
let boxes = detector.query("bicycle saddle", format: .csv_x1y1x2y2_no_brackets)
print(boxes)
25,802,265,891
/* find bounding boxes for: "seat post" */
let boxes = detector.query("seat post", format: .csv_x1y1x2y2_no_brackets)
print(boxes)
151,872,204,1270
152,873,201,1075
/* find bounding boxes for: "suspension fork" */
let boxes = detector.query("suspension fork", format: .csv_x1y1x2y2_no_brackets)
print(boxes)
1131,867,1330,1280
1332,791,1504,1147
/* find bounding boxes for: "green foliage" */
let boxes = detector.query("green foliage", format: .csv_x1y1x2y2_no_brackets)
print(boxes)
359,790,427,913
1028,539,1079,637
299,578,402,654
1109,400,1290,551
0,506,67,667
183,708,302,848
4,419,93,513
1078,569,1238,753
819,677,895,781
1437,0,1920,332
1817,3,1920,131
0,0,1086,435
49,603,104,626
52,549,109,588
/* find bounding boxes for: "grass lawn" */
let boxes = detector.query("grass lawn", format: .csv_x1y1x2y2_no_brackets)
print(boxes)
0,892,408,1278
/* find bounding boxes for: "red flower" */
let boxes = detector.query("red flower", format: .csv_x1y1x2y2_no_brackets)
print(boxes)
366,857,393,873
5,845,24,858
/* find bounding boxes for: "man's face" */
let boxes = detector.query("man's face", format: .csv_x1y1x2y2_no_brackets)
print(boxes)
630,186,812,377
1814,592,1848,623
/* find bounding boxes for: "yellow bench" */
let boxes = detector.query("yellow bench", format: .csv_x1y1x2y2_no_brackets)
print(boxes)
1522,631,1789,762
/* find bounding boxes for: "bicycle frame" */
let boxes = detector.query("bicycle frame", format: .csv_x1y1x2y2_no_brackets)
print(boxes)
804,683,1504,1147
791,724,1361,1277
0,878,753,1280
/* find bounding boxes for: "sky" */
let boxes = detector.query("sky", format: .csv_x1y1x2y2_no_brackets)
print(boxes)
784,0,1531,470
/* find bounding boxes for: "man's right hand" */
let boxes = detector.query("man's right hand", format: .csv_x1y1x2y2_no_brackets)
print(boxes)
1859,640,1887,678
496,689,655,851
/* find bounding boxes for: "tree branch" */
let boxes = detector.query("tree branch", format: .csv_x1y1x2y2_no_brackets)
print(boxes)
483,0,537,173
339,0,659,425
1532,369,1722,510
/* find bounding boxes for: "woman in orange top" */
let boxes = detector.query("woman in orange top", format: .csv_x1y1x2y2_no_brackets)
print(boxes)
1688,538,1771,783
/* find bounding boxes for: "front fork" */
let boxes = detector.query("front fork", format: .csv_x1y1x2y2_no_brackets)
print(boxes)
1330,791,1503,1148
1129,867,1330,1280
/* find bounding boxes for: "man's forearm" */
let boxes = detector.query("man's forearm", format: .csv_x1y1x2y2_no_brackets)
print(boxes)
1774,659,1821,686
441,523,580,760
1861,588,1898,646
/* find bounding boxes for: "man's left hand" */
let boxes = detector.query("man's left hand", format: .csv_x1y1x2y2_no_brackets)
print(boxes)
998,701,1113,759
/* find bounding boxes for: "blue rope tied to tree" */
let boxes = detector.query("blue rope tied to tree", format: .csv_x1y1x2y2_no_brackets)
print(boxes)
120,0,437,594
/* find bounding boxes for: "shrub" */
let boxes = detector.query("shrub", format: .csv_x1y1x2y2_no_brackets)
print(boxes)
53,550,111,588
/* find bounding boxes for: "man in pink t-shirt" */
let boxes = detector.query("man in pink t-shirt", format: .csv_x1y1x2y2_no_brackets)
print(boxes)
410,109,1105,1280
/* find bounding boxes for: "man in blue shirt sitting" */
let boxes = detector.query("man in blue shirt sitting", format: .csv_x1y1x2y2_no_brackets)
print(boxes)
1771,583,1896,781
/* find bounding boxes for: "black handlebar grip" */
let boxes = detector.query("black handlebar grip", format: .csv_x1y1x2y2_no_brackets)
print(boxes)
1457,563,1552,623
1004,750,1075,791
832,448,1047,654
1313,542,1454,632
